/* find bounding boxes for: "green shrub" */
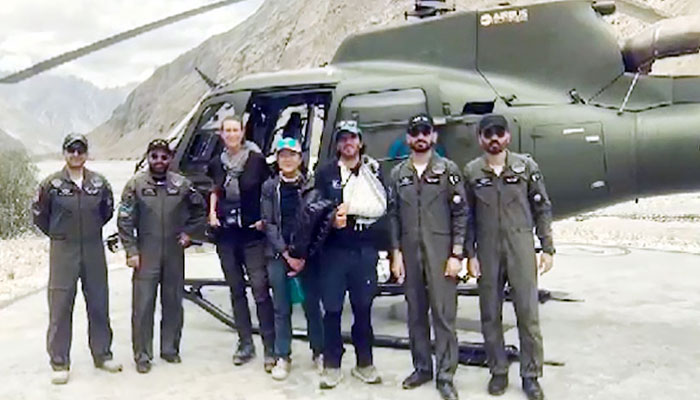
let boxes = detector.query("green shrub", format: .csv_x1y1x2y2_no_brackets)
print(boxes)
0,149,38,239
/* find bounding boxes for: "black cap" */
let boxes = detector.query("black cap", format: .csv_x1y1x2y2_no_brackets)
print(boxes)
147,138,172,154
334,120,363,141
63,133,88,150
407,113,434,133
479,114,509,133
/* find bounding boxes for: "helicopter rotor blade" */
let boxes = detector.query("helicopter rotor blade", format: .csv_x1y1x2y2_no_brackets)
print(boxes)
0,0,249,84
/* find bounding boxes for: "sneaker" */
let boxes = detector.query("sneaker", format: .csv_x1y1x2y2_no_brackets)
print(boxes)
264,356,276,373
312,353,324,373
319,367,343,389
96,359,123,373
271,358,291,381
51,370,69,385
136,360,151,374
232,342,255,366
351,365,382,384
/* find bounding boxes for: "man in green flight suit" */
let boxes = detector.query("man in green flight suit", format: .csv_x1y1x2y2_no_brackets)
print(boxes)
388,114,468,400
32,134,123,385
117,139,207,373
463,114,554,400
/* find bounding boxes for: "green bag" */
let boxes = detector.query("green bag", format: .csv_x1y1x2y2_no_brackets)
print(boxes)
288,276,305,305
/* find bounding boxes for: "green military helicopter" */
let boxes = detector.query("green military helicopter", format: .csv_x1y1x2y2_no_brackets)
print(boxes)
171,0,700,218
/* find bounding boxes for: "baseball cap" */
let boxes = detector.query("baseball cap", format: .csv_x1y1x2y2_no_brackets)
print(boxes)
147,138,172,154
334,120,363,141
63,133,88,150
276,137,302,154
407,114,434,133
479,114,509,133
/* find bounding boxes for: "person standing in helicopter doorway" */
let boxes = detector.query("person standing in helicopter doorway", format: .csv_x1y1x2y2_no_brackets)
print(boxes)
207,115,276,373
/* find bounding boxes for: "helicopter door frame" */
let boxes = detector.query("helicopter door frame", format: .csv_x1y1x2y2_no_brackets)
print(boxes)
319,75,442,165
173,90,252,176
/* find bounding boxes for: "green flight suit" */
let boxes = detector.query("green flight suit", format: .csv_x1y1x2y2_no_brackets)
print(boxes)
117,171,206,363
388,152,468,382
32,167,115,370
463,150,554,378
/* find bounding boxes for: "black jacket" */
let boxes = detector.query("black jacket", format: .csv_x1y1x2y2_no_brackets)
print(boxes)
260,173,309,258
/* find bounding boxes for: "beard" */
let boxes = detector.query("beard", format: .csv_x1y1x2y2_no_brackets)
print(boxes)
149,162,169,176
409,139,432,153
481,139,507,155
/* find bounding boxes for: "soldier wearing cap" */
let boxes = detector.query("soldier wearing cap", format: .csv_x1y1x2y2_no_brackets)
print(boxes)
32,134,122,385
312,120,387,389
463,114,554,400
388,114,466,400
117,138,206,373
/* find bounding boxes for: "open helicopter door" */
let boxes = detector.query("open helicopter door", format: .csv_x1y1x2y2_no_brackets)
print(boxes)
529,122,609,216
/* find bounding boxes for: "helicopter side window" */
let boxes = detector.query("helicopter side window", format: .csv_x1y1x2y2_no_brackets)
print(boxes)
335,88,427,173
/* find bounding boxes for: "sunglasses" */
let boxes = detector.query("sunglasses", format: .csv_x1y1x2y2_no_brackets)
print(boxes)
65,145,87,155
408,128,432,138
480,128,507,139
148,153,171,162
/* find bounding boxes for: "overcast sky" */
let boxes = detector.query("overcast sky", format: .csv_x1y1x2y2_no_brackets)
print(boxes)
0,0,263,88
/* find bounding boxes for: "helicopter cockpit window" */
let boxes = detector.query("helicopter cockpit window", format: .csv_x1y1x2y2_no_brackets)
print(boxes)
185,101,239,165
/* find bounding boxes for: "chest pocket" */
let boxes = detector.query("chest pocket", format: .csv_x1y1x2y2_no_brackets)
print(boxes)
472,177,495,206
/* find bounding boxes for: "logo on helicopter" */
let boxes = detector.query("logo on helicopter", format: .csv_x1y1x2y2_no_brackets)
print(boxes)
480,9,529,27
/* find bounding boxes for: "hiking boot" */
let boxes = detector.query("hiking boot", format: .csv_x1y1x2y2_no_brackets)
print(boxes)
232,342,255,366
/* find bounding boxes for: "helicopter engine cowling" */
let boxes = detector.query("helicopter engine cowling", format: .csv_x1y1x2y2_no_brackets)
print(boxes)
623,15,700,73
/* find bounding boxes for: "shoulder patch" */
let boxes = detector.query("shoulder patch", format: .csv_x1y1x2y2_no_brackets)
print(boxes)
171,174,184,187
91,176,104,188
511,162,526,174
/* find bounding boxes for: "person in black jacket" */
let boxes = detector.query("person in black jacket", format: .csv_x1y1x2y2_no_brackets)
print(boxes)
312,121,388,389
207,116,275,372
261,137,324,380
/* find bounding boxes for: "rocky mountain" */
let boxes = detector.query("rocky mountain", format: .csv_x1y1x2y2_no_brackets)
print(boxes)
0,96,55,154
0,73,134,154
90,0,700,157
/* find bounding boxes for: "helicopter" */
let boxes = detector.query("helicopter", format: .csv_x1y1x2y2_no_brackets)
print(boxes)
167,0,700,218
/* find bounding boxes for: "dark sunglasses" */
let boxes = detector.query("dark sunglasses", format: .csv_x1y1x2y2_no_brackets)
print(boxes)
480,128,507,139
408,128,432,138
65,145,87,154
148,153,171,162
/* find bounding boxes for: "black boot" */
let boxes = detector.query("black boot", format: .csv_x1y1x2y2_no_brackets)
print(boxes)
136,360,151,374
402,370,432,389
232,342,255,366
522,378,544,400
436,380,459,400
488,374,508,395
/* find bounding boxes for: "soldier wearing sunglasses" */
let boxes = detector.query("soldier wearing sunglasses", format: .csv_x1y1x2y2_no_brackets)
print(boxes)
117,139,206,373
32,134,122,384
463,114,554,400
388,114,467,400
